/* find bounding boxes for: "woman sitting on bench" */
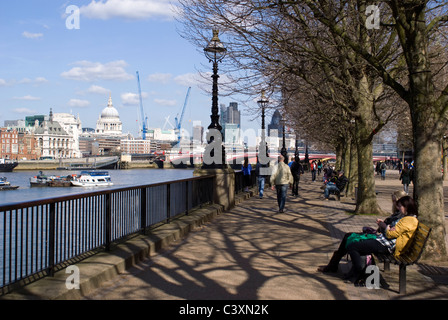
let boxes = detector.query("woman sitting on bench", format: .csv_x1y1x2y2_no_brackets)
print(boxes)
317,191,413,281
345,196,418,284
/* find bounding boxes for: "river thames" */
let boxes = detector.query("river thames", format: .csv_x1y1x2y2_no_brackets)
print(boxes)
0,169,195,205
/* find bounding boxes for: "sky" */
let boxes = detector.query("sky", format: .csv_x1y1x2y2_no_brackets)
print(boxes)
0,0,262,140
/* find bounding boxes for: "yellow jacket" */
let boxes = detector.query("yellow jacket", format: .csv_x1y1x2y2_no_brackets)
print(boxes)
386,215,418,258
270,162,293,186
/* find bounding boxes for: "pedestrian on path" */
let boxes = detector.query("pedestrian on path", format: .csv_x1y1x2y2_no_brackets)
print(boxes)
380,162,387,180
290,156,304,197
255,157,269,199
310,160,317,182
242,158,252,192
270,155,293,213
399,163,411,194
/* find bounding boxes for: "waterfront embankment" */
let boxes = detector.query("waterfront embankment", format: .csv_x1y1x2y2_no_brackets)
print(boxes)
14,157,160,171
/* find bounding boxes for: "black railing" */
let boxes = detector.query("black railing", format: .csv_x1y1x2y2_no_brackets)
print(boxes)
0,175,214,292
234,170,258,194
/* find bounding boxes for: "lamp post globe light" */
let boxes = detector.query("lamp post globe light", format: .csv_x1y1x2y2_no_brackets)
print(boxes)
203,29,227,168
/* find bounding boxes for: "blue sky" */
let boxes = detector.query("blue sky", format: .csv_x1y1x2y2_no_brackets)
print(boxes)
0,0,261,139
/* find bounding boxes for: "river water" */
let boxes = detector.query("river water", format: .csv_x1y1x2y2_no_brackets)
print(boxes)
0,169,195,206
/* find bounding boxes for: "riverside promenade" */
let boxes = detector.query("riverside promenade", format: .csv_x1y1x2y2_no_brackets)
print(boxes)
3,170,448,301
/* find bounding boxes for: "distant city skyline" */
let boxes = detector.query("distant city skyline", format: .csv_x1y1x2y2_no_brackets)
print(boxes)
0,1,262,139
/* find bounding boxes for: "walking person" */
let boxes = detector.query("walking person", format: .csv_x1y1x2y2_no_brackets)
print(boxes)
399,163,411,194
317,160,322,176
255,157,269,199
290,156,304,197
380,161,387,180
310,160,317,182
242,158,252,192
270,155,293,213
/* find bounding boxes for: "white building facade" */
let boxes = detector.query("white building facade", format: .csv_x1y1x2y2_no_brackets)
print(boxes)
96,95,123,135
34,110,81,159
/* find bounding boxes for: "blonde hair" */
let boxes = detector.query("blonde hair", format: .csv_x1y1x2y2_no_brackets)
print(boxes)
392,190,408,213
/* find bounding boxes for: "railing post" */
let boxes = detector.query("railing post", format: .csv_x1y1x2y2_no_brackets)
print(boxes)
167,184,171,223
185,180,189,215
48,203,56,277
141,187,147,234
105,193,111,252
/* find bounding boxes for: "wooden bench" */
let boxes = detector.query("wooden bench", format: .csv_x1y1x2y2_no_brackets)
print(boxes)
373,222,431,294
328,182,348,201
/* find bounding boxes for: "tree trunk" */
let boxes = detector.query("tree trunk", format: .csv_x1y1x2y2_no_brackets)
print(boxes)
346,136,358,199
353,74,385,215
400,2,447,259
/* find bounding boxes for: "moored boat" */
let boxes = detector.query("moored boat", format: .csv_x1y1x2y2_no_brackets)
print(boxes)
71,171,113,187
0,159,18,172
0,177,19,190
30,171,75,187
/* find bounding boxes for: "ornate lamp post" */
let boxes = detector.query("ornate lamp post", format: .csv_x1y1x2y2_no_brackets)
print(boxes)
203,29,227,168
280,114,287,160
257,91,269,159
295,136,300,160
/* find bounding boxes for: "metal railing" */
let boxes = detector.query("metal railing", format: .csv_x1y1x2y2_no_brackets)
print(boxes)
234,170,258,194
0,175,214,292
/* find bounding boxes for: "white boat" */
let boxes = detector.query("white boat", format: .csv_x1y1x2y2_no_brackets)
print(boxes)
71,171,113,187
0,177,19,190
0,177,10,186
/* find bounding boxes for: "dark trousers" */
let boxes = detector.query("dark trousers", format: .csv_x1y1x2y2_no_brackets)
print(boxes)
346,239,388,277
243,174,251,188
292,176,300,195
275,184,288,211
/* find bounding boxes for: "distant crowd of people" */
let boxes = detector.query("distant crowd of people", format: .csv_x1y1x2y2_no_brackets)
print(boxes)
375,160,414,195
242,156,350,213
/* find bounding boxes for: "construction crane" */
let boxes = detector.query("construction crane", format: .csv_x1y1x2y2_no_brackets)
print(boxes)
175,87,191,144
136,71,148,140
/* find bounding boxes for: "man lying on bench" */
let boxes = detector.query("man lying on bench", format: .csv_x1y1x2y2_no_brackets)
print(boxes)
323,170,349,200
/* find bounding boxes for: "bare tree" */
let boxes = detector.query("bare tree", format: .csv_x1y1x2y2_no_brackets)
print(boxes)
298,0,448,259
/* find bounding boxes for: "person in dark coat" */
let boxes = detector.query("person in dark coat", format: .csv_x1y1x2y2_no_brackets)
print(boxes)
290,156,304,197
399,163,411,194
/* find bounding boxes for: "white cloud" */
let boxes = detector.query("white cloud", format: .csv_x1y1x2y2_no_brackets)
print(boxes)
13,108,37,114
68,99,91,108
87,85,110,95
61,60,134,82
174,73,204,87
13,95,41,101
154,98,177,107
147,73,172,84
80,0,176,20
35,77,49,84
121,92,148,106
18,77,49,85
0,79,7,87
22,31,44,39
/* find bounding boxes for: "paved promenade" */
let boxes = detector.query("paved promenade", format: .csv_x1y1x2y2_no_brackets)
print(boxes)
3,170,448,301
